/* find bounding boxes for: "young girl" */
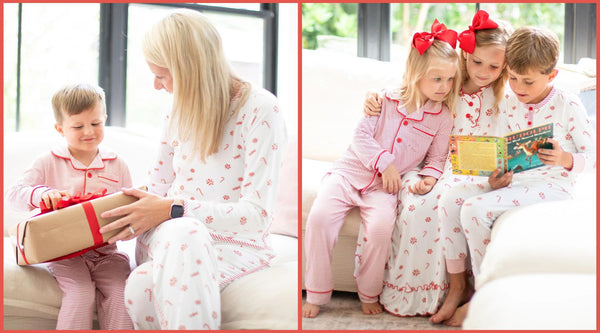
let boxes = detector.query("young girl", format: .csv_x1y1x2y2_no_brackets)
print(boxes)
303,20,460,318
5,83,133,330
362,10,512,319
436,25,596,327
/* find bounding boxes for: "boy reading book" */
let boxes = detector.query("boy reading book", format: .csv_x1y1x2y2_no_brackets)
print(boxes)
433,26,596,326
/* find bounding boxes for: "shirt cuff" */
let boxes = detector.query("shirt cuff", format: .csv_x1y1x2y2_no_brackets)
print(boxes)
418,165,443,179
570,153,586,173
374,151,395,173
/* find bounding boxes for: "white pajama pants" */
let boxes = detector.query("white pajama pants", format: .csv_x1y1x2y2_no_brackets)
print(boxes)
438,178,572,280
124,218,221,330
304,173,398,305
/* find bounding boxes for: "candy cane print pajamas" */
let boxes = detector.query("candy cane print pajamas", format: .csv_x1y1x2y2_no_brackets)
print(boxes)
123,86,287,329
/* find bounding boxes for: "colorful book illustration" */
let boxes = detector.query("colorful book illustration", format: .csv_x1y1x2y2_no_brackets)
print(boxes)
450,123,554,176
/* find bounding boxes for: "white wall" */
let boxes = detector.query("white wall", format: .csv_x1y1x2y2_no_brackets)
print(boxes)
277,4,298,140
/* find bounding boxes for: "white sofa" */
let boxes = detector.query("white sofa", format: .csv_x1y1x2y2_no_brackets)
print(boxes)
3,126,298,330
301,49,596,328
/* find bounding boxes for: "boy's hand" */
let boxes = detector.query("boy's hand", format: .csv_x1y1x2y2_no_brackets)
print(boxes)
408,176,437,195
537,139,574,170
363,91,382,117
41,189,71,211
488,168,512,189
381,164,402,194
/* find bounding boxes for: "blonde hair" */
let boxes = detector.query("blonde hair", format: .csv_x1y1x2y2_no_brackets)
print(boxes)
505,26,560,75
143,9,250,162
51,83,106,123
400,40,461,115
459,20,513,110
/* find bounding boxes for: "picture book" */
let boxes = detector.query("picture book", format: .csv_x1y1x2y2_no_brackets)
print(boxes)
449,123,554,176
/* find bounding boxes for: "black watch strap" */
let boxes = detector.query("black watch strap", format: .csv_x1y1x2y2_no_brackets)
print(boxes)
170,199,184,218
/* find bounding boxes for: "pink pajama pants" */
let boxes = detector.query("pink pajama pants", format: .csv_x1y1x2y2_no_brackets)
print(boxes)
47,246,133,330
124,218,221,330
438,179,572,279
304,173,398,305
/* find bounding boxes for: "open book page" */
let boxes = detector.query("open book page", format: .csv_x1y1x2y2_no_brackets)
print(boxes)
449,136,506,176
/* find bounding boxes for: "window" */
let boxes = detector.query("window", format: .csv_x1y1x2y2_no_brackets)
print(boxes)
3,3,100,132
303,3,590,66
5,3,282,134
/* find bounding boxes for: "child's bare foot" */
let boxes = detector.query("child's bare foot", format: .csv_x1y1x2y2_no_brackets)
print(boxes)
361,302,383,315
302,302,320,318
443,302,470,327
430,274,473,324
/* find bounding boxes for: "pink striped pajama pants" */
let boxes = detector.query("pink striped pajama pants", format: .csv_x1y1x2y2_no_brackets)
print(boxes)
438,179,572,279
47,247,133,329
304,173,398,305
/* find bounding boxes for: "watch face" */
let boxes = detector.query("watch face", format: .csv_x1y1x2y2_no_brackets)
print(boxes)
171,204,184,218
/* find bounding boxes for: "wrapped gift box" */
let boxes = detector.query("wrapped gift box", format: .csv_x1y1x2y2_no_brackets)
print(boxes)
11,190,140,265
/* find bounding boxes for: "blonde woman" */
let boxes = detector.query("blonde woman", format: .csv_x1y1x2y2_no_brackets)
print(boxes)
99,9,287,329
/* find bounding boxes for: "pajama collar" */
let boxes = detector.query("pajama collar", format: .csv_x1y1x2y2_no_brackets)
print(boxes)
385,90,444,120
51,143,117,170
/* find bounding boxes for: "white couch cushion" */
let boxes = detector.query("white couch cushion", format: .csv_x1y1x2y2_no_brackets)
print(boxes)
464,273,596,329
477,199,596,289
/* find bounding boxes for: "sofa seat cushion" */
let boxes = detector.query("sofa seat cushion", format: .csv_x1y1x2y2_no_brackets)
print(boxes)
464,273,596,329
4,235,297,329
476,199,596,289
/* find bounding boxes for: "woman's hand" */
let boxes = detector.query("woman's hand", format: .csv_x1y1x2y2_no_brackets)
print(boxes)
363,91,382,117
537,139,573,170
381,164,402,194
408,176,437,195
99,187,173,244
488,168,512,189
41,189,71,211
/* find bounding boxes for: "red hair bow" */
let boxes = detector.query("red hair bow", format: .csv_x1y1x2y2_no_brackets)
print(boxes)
412,19,458,55
458,10,499,54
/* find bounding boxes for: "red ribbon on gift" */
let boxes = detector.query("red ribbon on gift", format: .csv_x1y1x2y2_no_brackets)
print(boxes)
412,19,458,55
458,10,499,54
39,188,108,213
16,188,110,265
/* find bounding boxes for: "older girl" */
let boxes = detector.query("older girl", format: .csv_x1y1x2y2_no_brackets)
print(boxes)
363,10,512,319
303,20,460,318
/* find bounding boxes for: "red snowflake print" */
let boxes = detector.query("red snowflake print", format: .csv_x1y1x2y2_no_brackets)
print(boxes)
225,163,231,169
272,143,279,150
487,211,493,219
196,259,202,265
261,209,268,217
212,311,218,319
180,185,184,191
205,216,214,224
252,138,258,143
169,277,177,286
223,195,230,200
512,199,520,206
408,204,416,212
127,299,133,305
483,238,490,245
181,285,188,291
240,217,247,225
453,227,461,233
422,297,427,303
181,244,188,251
146,316,154,322
249,172,255,176
539,192,546,199
230,130,234,136
459,252,467,259
410,237,417,244
207,179,214,186
456,198,464,206
195,300,201,305
565,133,572,141
398,265,404,270
425,217,431,222
427,249,433,254
412,269,420,276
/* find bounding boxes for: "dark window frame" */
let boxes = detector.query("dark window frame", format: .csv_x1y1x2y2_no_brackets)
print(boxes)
12,3,278,130
357,3,596,63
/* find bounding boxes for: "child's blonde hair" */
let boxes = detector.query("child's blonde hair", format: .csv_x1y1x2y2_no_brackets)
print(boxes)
459,20,513,110
400,40,461,115
505,26,560,75
142,9,250,162
51,83,106,124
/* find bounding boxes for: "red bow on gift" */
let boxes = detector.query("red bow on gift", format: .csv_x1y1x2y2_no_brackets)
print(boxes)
412,19,458,55
40,188,108,214
458,10,499,54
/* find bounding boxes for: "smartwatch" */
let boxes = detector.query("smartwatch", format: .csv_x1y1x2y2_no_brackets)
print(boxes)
170,199,184,218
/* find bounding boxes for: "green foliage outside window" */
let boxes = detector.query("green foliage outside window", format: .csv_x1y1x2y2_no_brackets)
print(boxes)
302,3,357,49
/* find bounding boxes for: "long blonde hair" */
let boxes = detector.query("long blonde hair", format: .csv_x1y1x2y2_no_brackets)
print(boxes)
459,20,513,110
400,40,461,116
143,9,249,162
